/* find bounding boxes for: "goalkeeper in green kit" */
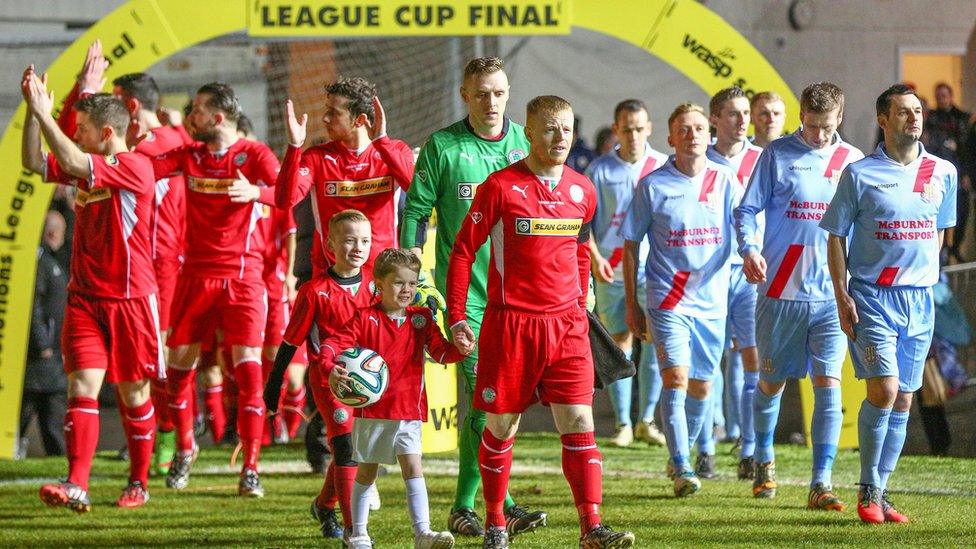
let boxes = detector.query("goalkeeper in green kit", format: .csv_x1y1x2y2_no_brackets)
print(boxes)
400,56,548,539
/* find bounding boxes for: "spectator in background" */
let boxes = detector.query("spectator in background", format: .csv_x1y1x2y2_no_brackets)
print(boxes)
46,186,74,273
20,211,69,457
594,126,616,156
567,116,597,173
925,83,971,262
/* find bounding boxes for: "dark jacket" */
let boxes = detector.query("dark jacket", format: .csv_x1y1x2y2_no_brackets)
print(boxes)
25,245,68,393
925,106,970,172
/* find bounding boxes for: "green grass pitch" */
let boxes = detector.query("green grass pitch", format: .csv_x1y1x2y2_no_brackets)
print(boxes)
1,433,974,547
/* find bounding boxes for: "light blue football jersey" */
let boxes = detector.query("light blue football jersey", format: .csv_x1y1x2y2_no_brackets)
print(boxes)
707,140,764,265
735,131,864,301
621,158,737,319
587,144,669,284
820,143,957,288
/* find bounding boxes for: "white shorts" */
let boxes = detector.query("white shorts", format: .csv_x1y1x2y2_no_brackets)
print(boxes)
353,418,423,465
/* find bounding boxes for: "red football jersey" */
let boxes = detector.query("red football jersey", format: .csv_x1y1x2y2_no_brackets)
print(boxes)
151,139,280,279
45,152,157,299
275,136,414,274
320,305,463,421
447,161,596,325
260,205,297,299
283,270,378,351
133,125,192,263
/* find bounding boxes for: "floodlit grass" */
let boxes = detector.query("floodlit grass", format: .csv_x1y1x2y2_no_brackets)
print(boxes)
1,433,975,547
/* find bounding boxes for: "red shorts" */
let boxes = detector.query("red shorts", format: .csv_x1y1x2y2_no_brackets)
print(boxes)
154,253,182,332
62,293,163,383
167,275,267,348
474,305,593,414
292,342,309,366
264,294,288,348
309,362,354,437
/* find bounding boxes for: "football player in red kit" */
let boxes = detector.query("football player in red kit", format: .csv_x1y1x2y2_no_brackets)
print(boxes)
22,67,161,511
265,210,376,538
56,41,193,475
447,96,635,548
275,77,414,274
149,82,280,497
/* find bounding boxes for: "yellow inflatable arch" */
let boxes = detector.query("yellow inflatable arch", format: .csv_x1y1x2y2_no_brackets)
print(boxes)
0,0,804,458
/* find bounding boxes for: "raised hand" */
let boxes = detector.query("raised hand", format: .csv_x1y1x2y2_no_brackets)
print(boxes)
285,99,307,147
78,40,108,92
365,96,387,140
24,69,54,116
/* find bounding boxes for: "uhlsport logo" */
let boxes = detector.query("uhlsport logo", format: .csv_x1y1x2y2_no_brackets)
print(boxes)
514,217,582,236
457,182,481,200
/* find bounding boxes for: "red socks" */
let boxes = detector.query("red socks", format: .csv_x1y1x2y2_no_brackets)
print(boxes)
335,465,358,529
561,432,603,534
204,384,226,443
282,385,306,438
150,378,173,432
121,399,156,486
65,397,99,490
166,368,196,453
479,430,515,529
235,360,265,471
316,461,339,509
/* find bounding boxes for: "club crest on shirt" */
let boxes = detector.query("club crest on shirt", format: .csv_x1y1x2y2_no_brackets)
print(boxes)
104,154,119,166
299,166,310,177
417,169,427,182
703,190,720,213
234,152,248,167
920,180,941,203
482,387,496,404
863,344,879,365
470,211,483,224
508,148,527,163
333,408,349,424
569,184,584,203
411,313,427,329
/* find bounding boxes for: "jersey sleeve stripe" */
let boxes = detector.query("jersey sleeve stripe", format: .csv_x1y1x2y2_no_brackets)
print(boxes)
766,244,805,298
659,271,691,310
639,156,659,180
913,158,937,193
824,146,850,178
737,149,760,184
876,266,899,287
698,170,718,202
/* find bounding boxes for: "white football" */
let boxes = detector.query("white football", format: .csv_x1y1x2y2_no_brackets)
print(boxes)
332,347,389,408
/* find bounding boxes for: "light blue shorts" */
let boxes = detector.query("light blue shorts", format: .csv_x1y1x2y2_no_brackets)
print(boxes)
756,296,846,384
594,280,646,335
728,264,758,349
848,279,934,393
648,308,725,381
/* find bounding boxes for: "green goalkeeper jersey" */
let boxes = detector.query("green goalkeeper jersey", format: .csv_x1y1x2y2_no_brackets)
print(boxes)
400,118,528,308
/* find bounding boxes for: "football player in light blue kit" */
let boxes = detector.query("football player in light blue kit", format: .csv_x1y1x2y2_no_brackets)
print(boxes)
822,84,956,525
587,99,668,449
702,87,764,480
622,103,737,497
735,82,863,507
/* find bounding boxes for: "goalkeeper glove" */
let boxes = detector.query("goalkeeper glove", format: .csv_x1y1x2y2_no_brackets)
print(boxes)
413,269,446,313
